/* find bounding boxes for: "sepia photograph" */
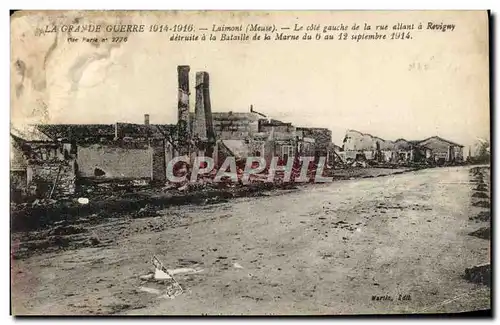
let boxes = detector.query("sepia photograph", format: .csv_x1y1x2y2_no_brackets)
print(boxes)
9,10,491,316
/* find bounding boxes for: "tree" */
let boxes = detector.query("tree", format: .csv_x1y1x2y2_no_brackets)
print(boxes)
471,139,490,164
477,140,490,163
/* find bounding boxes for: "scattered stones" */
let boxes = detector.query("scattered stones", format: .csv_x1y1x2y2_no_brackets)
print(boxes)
132,205,159,219
464,263,490,287
477,211,490,221
472,201,490,208
86,236,100,246
474,184,488,192
241,295,264,302
472,192,489,199
468,227,490,240
48,225,86,236
469,211,490,222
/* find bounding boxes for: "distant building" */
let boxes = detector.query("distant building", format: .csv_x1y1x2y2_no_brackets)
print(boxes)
418,136,464,164
342,130,464,165
210,111,338,165
343,130,397,162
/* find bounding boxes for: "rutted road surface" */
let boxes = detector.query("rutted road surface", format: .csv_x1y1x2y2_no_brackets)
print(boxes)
11,166,491,315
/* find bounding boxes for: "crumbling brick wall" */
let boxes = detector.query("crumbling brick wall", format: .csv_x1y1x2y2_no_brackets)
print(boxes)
27,161,76,198
77,143,153,179
212,112,260,140
10,170,27,202
298,128,332,150
248,140,266,157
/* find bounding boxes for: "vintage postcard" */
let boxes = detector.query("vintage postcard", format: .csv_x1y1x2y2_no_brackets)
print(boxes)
10,10,491,316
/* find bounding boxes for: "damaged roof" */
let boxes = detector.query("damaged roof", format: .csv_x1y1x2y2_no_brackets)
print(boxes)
31,123,176,143
11,125,53,142
418,136,464,148
36,124,116,141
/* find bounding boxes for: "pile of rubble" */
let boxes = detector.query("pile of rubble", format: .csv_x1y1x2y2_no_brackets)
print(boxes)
468,167,491,224
11,222,102,260
464,263,491,287
468,227,490,240
464,166,491,288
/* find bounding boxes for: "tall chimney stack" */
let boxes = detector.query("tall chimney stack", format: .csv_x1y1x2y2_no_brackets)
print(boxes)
177,65,191,155
194,72,206,140
144,114,150,125
202,72,215,144
194,72,215,143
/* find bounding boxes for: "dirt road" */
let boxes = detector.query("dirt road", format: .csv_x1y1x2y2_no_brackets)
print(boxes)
11,166,491,315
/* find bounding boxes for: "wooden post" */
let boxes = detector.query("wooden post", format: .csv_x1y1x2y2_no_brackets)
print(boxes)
48,164,62,199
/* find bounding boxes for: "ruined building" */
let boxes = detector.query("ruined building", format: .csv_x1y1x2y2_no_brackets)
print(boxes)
10,64,343,199
342,129,464,165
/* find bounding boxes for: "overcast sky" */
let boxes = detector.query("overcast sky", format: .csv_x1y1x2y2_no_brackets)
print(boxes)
11,10,489,148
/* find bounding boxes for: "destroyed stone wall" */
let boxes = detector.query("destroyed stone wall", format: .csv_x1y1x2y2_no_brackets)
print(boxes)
382,150,395,162
10,138,28,171
27,161,76,198
259,120,296,134
297,127,332,151
248,140,266,157
344,130,378,152
299,141,316,156
11,170,27,202
343,130,403,162
263,140,275,165
212,112,260,140
151,139,166,182
274,140,297,160
77,144,153,179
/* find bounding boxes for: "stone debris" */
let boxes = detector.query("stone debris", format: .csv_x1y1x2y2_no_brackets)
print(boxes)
77,197,90,204
477,211,490,221
472,201,490,208
469,211,490,222
31,198,57,207
474,184,488,192
472,192,489,199
468,227,490,240
48,225,86,236
132,205,159,219
464,263,490,287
